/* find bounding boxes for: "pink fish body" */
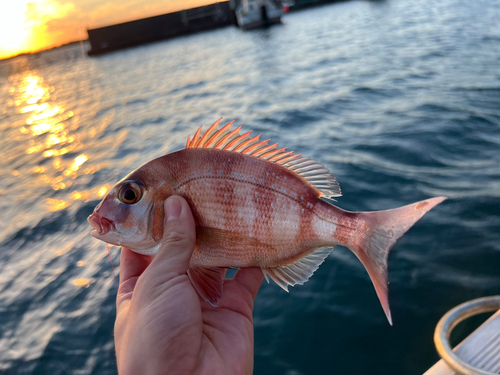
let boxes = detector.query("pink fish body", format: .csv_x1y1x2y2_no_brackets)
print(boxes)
88,119,445,324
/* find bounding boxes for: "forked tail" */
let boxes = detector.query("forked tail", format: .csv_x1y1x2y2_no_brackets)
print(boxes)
347,197,446,325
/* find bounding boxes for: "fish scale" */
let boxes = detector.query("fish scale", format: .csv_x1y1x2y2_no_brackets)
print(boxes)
173,149,330,265
88,119,446,324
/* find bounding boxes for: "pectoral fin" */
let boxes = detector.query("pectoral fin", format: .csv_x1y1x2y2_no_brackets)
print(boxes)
148,202,164,242
187,267,225,306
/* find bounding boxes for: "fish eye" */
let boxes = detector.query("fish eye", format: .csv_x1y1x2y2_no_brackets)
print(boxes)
118,181,143,205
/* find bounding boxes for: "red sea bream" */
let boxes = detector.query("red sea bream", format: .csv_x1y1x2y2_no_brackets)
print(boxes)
88,119,445,324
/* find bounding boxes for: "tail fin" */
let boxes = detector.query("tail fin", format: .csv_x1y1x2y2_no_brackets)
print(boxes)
348,197,446,325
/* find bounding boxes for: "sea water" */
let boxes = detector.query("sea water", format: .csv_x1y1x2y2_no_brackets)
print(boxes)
0,0,499,373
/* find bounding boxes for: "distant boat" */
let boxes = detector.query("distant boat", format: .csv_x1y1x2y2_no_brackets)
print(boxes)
234,0,284,30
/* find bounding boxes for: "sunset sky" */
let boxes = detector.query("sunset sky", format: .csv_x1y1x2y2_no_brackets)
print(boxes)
0,0,216,60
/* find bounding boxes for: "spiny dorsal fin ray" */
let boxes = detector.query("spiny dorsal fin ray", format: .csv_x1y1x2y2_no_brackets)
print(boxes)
222,129,250,150
196,118,221,148
262,247,333,291
186,120,342,198
205,121,234,148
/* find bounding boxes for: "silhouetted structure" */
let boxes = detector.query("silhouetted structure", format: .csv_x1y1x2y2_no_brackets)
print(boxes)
87,0,347,56
87,2,233,55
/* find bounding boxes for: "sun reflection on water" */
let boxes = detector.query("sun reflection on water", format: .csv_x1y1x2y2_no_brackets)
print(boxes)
8,72,111,213
17,74,76,157
73,278,91,288
46,198,69,211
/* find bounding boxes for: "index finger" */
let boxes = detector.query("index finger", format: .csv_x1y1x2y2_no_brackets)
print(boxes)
117,247,152,299
232,267,265,301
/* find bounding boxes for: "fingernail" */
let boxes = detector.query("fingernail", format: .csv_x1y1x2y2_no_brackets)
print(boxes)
165,196,182,221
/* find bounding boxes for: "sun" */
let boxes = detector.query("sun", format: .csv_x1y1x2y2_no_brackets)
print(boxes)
0,0,30,58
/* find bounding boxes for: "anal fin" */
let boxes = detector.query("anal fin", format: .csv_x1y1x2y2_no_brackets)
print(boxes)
187,267,225,306
262,247,333,292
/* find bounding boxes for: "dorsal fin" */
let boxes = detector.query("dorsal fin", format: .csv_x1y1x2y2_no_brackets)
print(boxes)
186,120,342,198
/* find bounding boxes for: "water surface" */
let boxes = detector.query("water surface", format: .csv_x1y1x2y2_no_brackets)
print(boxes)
1,0,499,373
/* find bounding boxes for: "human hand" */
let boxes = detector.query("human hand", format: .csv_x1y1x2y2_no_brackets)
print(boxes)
114,195,264,375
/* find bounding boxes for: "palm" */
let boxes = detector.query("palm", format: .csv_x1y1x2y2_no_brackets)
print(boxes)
115,247,263,375
195,274,262,374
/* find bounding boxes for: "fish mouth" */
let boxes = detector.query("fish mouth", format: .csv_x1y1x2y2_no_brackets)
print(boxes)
88,213,115,236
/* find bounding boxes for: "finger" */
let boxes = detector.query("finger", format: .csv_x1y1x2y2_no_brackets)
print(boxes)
146,195,196,282
116,248,152,310
232,267,265,301
119,247,153,285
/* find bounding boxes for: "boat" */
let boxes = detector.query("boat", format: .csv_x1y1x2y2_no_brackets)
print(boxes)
425,296,500,375
233,0,284,30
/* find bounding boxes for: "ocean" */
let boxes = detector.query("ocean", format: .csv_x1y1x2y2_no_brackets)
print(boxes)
1,0,499,373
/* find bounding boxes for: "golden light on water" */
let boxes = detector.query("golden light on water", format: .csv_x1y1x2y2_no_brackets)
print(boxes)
96,185,110,197
9,70,111,213
19,76,75,156
64,154,88,176
70,191,91,201
19,77,48,108
67,184,109,203
46,198,69,211
73,278,91,287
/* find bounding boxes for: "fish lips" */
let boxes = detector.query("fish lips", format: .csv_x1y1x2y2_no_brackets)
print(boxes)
88,213,115,237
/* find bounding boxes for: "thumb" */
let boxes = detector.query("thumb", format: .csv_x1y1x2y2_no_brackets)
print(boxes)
148,195,196,280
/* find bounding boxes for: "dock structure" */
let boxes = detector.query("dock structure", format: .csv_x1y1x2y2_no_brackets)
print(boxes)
87,2,234,56
86,0,347,56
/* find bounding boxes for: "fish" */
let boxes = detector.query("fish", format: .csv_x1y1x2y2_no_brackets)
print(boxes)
88,118,445,324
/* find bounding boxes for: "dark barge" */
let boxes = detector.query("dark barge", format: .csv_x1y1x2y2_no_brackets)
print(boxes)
87,0,347,56
87,2,234,56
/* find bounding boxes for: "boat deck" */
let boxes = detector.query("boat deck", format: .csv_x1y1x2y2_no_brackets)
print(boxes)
424,310,500,374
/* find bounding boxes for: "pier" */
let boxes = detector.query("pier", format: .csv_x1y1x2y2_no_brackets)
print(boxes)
87,2,234,56
86,0,346,56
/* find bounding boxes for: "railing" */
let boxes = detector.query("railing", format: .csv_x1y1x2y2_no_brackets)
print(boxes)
426,296,500,375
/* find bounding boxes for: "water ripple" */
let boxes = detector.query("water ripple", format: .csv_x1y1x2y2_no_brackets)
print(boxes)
1,0,499,374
